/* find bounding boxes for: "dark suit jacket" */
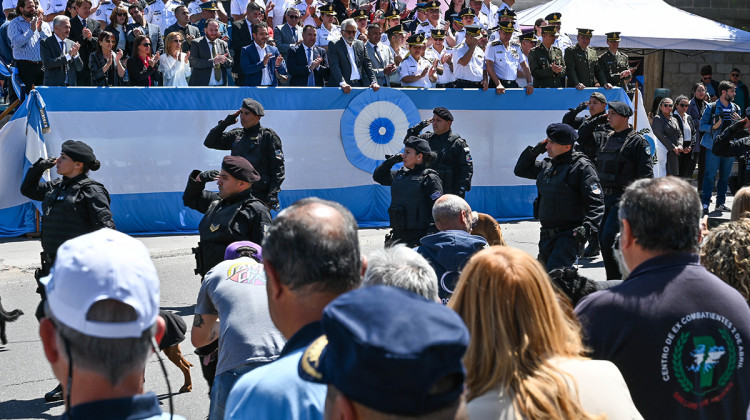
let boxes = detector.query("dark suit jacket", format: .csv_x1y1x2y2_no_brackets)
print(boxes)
125,22,164,56
327,38,375,86
231,19,253,78
70,16,102,85
240,42,287,87
164,22,201,52
40,36,83,86
126,54,161,86
89,51,124,86
104,24,128,56
287,43,327,86
188,36,233,86
273,23,299,59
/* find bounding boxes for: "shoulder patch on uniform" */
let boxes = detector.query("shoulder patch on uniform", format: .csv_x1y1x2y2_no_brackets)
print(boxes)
275,149,284,160
644,146,651,156
430,191,442,200
590,182,602,196
464,146,472,163
491,40,501,46
420,21,429,26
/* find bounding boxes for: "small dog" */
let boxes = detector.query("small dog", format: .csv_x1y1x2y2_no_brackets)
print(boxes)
0,296,24,345
470,212,507,246
159,310,193,393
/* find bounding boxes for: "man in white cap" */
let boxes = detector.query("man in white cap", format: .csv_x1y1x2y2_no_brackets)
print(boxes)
38,228,186,419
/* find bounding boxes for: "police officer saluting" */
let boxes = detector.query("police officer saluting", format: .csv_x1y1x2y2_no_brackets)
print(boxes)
528,25,565,88
564,28,600,89
405,106,473,198
204,98,285,210
596,101,653,279
563,91,610,163
373,137,443,247
514,123,604,271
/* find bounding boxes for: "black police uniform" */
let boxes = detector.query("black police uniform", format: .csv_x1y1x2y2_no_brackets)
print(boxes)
182,170,271,278
373,155,443,247
204,122,285,207
563,102,610,162
405,122,473,197
712,120,750,192
514,147,604,270
596,127,653,279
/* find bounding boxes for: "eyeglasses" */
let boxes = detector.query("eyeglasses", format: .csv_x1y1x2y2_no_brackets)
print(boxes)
662,103,673,108
141,42,151,47
343,29,357,34
116,12,126,16
731,73,740,77
702,76,712,80
677,103,689,108
103,39,114,43
172,39,181,42
288,15,299,18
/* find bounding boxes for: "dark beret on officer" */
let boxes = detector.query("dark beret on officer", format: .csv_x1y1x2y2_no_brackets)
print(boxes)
404,136,432,155
242,98,265,116
222,156,261,183
546,123,577,146
608,101,633,117
433,107,453,121
61,140,96,164
590,91,607,104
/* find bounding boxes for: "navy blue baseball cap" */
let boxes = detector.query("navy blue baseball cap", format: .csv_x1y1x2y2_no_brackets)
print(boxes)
298,286,469,416
546,123,578,146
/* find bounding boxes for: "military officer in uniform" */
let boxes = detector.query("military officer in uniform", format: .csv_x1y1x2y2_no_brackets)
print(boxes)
195,2,229,39
597,31,631,89
514,123,604,270
516,30,536,87
452,24,486,88
564,28,600,89
182,155,271,391
203,98,285,210
414,0,441,43
595,101,653,279
485,21,532,94
399,33,439,88
373,136,443,247
425,28,455,88
528,25,565,88
545,12,571,53
405,107,473,197
316,3,340,51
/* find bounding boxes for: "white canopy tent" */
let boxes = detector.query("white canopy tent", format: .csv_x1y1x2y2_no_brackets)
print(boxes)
517,0,750,52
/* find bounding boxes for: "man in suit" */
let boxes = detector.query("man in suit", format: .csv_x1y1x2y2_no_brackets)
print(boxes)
230,0,261,86
189,18,232,85
69,0,101,85
241,22,287,86
126,3,163,55
273,7,300,60
164,5,200,52
328,18,378,94
41,15,83,86
287,24,327,86
364,23,394,87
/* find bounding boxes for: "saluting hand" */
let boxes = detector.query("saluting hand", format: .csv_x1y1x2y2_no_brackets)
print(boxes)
37,156,58,170
197,170,220,183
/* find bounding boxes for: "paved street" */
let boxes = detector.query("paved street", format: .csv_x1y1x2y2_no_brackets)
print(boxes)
0,208,727,419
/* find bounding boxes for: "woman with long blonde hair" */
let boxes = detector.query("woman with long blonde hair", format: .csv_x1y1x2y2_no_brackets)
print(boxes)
159,31,191,86
449,246,642,420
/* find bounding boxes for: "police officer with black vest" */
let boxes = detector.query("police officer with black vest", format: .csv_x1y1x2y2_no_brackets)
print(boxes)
204,98,285,210
182,155,271,390
514,123,604,271
405,107,473,198
596,101,653,279
20,139,115,402
373,136,443,247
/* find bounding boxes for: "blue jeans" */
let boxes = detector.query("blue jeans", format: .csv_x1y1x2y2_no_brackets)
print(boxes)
209,361,266,420
701,148,734,206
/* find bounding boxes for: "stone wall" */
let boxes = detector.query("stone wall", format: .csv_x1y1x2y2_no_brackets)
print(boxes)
661,51,750,100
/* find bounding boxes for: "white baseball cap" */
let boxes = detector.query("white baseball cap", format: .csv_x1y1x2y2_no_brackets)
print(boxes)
41,228,160,339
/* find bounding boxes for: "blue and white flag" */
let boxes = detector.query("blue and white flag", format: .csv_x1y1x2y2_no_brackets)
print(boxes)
23,90,51,211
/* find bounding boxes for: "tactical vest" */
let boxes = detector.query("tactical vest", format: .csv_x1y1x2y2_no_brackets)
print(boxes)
198,195,264,276
41,177,104,259
596,130,641,188
388,168,435,231
536,153,585,227
231,127,275,199
428,133,461,193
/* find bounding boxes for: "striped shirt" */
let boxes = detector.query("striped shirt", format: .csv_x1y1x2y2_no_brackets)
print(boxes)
8,16,51,61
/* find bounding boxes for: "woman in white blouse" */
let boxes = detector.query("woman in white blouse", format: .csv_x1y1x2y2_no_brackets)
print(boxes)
159,31,191,86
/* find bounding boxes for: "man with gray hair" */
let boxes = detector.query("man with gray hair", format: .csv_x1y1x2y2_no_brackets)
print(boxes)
38,228,186,419
328,17,379,93
225,197,364,420
40,14,82,86
363,244,439,302
575,177,750,420
417,194,486,304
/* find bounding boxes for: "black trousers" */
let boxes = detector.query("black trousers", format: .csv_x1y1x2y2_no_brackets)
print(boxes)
455,79,482,88
489,79,519,88
16,60,43,93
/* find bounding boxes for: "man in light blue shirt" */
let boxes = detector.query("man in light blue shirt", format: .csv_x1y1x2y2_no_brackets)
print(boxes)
8,0,51,92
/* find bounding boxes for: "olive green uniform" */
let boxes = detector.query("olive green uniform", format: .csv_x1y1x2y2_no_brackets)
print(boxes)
564,44,600,87
597,49,629,88
528,43,565,88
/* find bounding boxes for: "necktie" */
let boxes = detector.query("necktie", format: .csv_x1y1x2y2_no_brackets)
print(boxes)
59,41,65,54
307,47,315,86
292,26,298,43
60,41,68,84
82,18,86,28
211,42,221,81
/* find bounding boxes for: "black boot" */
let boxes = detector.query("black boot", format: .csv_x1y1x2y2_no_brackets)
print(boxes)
44,383,63,402
582,239,601,258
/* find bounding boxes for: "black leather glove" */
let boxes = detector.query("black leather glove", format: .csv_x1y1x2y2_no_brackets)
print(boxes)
531,141,546,155
385,154,404,163
728,119,747,135
573,226,588,244
593,113,609,125
407,119,431,136
574,101,588,112
267,195,280,211
220,112,239,126
197,170,220,183
36,157,57,170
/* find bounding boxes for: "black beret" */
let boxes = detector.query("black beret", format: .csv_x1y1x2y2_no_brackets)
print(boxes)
404,136,432,155
609,101,633,117
546,123,577,146
222,156,260,183
590,92,607,104
61,140,96,163
432,107,453,121
242,98,265,116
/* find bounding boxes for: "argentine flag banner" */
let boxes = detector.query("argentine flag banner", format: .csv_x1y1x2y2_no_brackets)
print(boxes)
0,86,636,236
